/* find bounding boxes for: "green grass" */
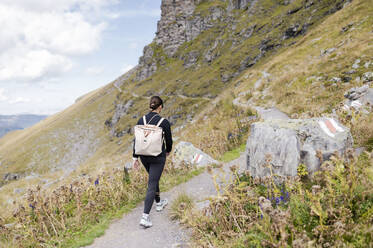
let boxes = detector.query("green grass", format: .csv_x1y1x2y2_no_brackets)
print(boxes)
220,143,246,162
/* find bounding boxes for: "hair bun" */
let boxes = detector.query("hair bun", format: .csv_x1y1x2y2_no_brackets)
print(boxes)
149,96,163,110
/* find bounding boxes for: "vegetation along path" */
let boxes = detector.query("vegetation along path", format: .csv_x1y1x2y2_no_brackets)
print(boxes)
84,154,246,248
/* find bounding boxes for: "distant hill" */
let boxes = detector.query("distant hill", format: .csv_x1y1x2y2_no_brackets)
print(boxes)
0,114,47,137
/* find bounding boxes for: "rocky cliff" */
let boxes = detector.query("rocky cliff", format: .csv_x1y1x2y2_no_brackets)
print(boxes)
136,0,226,81
135,0,350,82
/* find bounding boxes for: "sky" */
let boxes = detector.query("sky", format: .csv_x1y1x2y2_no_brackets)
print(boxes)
0,0,162,115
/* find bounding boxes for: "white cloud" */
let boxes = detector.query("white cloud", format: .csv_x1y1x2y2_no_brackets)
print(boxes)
0,49,73,81
0,1,116,82
85,66,104,75
0,89,9,102
121,64,134,74
9,97,30,104
0,88,31,104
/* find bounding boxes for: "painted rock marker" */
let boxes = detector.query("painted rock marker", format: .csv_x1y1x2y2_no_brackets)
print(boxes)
318,118,344,138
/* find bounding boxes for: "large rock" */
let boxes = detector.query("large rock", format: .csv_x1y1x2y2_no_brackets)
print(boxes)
246,118,353,178
173,141,218,167
343,85,373,111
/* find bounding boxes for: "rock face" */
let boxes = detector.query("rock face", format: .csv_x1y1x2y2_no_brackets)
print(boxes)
173,141,218,167
136,45,158,82
136,0,226,80
155,0,197,56
105,100,134,137
228,0,257,12
246,118,353,178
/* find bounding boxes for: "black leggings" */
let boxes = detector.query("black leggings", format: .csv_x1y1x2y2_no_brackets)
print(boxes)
140,155,166,214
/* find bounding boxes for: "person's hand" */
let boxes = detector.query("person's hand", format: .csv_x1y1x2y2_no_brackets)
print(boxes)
133,160,140,170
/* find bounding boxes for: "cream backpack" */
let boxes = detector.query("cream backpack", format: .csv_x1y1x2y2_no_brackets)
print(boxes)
134,115,165,156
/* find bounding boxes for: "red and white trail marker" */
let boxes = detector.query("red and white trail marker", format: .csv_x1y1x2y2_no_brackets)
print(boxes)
318,118,344,138
192,153,203,164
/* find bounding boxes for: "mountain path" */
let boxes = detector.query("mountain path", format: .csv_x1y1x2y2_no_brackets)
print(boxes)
84,154,246,248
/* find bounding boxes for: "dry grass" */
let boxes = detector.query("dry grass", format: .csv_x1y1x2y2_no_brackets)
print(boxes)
0,159,201,248
169,192,194,221
178,151,373,247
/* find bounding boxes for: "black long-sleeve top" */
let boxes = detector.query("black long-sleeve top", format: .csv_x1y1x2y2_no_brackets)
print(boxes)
133,111,173,158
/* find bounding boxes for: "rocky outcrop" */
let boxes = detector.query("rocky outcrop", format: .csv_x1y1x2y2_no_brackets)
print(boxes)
105,100,134,137
246,118,353,178
183,51,200,68
343,85,373,112
173,141,219,167
136,0,226,80
228,0,257,12
135,46,158,82
155,0,225,56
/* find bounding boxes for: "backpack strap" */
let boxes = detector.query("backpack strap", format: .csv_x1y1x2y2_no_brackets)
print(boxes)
143,115,147,125
156,118,165,127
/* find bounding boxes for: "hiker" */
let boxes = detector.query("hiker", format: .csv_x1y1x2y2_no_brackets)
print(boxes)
133,96,173,228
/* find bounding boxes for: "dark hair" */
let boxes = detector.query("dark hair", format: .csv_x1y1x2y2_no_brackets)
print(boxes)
149,96,163,110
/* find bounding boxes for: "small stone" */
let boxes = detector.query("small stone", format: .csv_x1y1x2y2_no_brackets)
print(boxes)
341,76,352,82
362,72,373,82
364,61,371,69
345,69,356,75
258,196,272,213
330,77,341,83
352,59,361,69
341,23,353,33
321,47,336,56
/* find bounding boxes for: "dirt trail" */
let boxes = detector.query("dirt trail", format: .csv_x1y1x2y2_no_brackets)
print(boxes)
84,154,246,248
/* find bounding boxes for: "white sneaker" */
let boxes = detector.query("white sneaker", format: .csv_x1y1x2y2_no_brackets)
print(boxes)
156,199,168,212
139,215,152,228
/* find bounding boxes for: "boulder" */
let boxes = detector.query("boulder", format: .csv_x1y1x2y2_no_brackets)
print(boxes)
344,85,373,111
173,141,218,167
246,118,353,178
362,72,373,83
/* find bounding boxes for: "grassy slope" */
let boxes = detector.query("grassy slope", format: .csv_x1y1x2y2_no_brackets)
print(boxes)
232,0,373,145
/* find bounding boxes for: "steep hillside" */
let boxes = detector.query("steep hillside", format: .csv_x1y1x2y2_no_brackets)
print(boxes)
0,0,369,210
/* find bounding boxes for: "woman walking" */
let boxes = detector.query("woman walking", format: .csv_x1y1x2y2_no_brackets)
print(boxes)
133,96,173,228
